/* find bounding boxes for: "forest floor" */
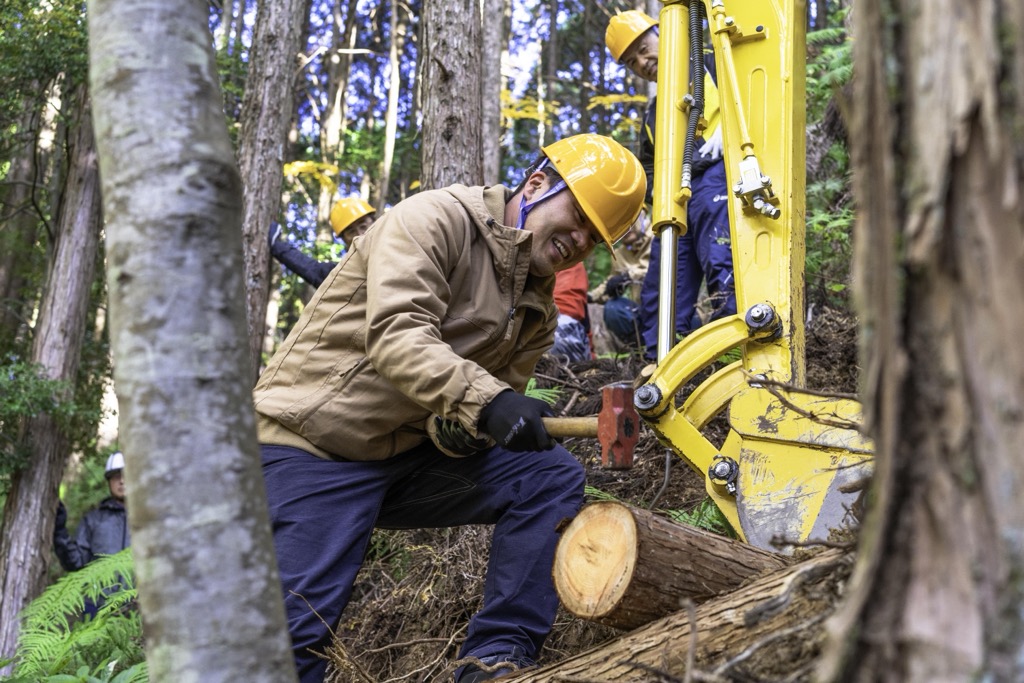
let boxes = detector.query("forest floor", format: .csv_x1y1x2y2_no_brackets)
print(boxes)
325,305,861,683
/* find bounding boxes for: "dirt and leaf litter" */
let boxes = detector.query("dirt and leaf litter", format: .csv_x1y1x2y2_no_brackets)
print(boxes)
326,306,861,682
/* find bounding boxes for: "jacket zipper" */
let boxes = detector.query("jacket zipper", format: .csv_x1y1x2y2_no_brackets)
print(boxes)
504,305,517,341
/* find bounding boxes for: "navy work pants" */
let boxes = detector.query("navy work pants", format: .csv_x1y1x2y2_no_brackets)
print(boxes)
640,159,736,356
261,442,585,682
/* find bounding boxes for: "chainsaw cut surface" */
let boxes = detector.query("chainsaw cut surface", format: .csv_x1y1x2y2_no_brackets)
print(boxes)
553,501,637,620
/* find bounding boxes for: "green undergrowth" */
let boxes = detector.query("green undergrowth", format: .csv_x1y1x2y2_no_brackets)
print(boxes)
4,550,146,682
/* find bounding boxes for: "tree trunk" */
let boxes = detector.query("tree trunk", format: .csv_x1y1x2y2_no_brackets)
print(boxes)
554,501,790,630
88,0,297,679
0,86,101,667
480,0,504,185
820,2,1024,681
237,0,307,381
0,107,43,350
513,548,846,681
378,0,403,207
319,0,359,221
421,0,483,188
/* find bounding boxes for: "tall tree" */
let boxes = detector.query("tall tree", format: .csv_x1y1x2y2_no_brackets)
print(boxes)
480,0,505,184
87,0,296,679
421,0,483,187
820,1,1024,681
237,0,308,380
0,107,43,350
378,0,405,208
539,0,558,145
0,86,101,665
320,0,360,219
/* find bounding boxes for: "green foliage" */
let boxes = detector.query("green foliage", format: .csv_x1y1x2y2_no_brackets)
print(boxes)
364,529,416,577
0,0,88,147
806,166,855,307
215,46,248,134
805,11,852,122
524,377,561,406
716,347,742,365
805,11,855,309
583,485,620,502
584,245,613,290
662,497,736,538
0,355,110,497
9,549,146,681
0,360,72,491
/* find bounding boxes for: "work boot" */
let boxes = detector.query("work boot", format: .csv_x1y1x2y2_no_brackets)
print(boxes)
454,652,536,682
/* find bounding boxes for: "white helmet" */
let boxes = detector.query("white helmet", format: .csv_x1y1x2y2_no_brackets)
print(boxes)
105,451,125,479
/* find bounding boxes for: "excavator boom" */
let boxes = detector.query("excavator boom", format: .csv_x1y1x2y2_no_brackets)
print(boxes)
636,0,873,551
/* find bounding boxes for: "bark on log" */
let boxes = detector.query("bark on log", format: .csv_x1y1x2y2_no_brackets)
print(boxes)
517,547,847,682
553,501,790,629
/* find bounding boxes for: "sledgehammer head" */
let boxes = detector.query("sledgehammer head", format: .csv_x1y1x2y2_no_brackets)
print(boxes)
598,382,639,469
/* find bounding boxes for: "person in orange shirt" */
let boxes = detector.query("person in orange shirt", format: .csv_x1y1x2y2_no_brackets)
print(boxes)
548,261,591,362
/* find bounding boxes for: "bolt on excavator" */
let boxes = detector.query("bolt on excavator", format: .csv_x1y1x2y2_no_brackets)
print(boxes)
635,0,873,552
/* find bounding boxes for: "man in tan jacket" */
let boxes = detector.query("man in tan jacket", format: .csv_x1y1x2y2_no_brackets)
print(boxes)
253,134,645,683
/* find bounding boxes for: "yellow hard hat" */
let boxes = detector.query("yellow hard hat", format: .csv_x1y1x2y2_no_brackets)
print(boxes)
329,197,375,237
541,134,646,247
605,10,658,63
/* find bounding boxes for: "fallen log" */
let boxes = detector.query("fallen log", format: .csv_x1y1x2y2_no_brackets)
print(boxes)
516,547,848,682
552,501,790,630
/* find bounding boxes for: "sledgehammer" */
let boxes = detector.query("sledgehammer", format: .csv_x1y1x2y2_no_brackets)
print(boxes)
541,382,639,470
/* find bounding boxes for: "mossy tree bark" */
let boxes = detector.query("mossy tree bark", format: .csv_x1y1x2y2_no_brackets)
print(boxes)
0,87,101,668
88,1,297,679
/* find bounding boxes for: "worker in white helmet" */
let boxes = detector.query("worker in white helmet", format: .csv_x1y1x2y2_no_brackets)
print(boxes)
54,451,131,618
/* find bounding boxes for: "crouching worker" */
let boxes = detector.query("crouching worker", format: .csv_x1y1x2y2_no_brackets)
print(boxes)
252,134,645,682
587,211,652,352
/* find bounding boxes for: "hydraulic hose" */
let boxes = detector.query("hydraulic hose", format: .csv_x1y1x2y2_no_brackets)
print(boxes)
681,0,706,190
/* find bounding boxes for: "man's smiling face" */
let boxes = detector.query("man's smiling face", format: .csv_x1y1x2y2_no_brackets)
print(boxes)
622,30,658,83
519,172,602,277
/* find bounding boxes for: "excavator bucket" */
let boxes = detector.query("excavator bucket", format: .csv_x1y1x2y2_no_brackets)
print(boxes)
725,387,873,551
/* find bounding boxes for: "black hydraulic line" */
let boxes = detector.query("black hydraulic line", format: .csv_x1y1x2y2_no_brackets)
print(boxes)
681,0,706,189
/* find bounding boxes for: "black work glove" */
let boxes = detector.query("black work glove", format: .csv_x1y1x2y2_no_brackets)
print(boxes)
605,273,630,299
55,501,67,529
267,221,283,248
428,415,492,457
479,391,556,452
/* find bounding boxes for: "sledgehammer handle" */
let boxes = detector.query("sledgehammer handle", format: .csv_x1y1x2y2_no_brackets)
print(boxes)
542,416,599,438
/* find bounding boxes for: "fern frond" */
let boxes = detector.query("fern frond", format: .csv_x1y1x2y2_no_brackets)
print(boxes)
14,549,144,679
662,497,736,537
524,377,561,406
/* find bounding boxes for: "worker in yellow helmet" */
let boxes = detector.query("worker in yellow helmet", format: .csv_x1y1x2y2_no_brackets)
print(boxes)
267,196,376,287
253,133,644,683
328,196,376,246
606,9,736,359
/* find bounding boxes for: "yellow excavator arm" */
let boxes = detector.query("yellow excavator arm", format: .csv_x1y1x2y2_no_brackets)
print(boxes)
636,0,873,551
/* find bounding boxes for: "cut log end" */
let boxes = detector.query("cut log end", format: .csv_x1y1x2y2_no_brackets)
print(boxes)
553,501,637,620
554,500,791,630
